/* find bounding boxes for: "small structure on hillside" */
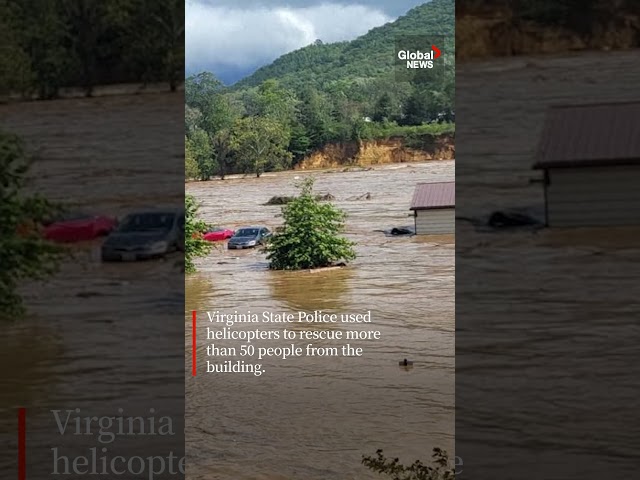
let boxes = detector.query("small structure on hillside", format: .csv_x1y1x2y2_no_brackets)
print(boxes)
410,182,455,234
533,101,640,227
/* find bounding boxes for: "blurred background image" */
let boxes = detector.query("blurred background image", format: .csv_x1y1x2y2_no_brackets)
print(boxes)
1,1,185,479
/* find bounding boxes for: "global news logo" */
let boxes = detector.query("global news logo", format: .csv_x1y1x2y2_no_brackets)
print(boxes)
398,45,442,69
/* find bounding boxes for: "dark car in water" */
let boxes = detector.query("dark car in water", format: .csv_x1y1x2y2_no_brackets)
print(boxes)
101,208,184,261
227,226,271,249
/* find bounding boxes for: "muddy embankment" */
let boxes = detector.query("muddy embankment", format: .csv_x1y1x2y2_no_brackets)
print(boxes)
296,134,454,170
456,9,640,60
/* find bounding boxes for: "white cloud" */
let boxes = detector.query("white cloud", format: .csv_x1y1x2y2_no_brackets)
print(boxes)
186,1,392,78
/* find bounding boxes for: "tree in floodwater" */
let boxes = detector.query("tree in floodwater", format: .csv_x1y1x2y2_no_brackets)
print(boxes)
362,448,456,480
265,178,356,270
184,195,212,273
0,132,62,319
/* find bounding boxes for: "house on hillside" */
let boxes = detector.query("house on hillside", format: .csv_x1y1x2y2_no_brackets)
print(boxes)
410,182,455,234
533,101,640,227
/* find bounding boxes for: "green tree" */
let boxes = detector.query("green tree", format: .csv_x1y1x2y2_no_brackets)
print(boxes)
185,105,203,135
362,448,455,480
255,79,297,125
288,122,312,164
0,2,34,97
22,0,69,99
187,128,215,181
185,136,199,180
231,116,292,178
298,86,334,149
265,178,356,270
373,92,394,122
202,94,233,133
151,0,184,92
185,72,223,111
0,132,62,318
211,129,232,180
184,194,212,273
61,0,108,96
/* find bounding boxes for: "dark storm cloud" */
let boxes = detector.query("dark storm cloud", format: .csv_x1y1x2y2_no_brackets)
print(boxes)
195,0,428,17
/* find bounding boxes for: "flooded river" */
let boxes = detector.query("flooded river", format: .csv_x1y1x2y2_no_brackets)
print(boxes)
0,93,185,477
186,161,455,479
456,50,640,477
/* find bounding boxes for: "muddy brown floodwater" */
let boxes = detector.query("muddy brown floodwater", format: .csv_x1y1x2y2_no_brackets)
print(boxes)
186,161,455,479
456,50,640,477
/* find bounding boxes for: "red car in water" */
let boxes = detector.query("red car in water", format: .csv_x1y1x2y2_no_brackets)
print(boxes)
43,212,118,243
202,227,235,242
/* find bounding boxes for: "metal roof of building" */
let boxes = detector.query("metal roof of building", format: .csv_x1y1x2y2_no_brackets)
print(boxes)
410,182,455,210
534,101,640,169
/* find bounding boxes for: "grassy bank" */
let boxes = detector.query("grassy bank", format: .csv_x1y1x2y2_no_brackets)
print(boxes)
357,122,454,141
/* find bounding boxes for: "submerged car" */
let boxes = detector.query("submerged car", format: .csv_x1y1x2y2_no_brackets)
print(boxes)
42,212,118,243
203,227,235,242
227,226,271,249
101,208,184,261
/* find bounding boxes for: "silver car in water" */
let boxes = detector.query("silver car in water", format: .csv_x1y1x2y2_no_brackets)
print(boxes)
101,208,185,262
227,226,271,249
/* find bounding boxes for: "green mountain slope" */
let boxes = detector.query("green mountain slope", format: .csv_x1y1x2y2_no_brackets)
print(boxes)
232,0,454,92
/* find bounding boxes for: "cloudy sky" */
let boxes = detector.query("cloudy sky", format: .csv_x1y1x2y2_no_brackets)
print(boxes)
186,0,430,84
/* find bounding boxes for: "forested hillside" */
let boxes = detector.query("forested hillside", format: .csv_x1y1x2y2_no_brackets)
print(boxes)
185,0,455,181
0,0,184,99
234,0,454,92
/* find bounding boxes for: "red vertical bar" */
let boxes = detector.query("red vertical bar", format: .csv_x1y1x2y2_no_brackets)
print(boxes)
192,310,197,376
18,408,25,480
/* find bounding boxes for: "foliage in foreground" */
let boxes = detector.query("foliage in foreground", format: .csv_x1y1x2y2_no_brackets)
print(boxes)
265,178,356,270
362,448,455,480
184,194,212,273
0,132,62,319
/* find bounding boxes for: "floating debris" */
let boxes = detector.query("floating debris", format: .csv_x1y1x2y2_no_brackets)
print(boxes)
264,193,335,205
399,358,414,368
347,192,372,201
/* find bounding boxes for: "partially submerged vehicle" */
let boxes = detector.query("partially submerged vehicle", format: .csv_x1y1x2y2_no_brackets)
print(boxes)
203,227,235,242
42,212,118,243
101,208,184,261
227,226,271,249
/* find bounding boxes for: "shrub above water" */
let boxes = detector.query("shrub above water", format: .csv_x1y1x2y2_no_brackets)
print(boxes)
184,194,212,273
265,178,356,270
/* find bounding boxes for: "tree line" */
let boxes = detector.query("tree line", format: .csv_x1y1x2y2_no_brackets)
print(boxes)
0,0,184,99
458,0,640,32
185,72,454,181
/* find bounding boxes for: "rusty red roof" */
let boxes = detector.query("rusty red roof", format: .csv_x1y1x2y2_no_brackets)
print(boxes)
410,182,455,210
534,101,640,169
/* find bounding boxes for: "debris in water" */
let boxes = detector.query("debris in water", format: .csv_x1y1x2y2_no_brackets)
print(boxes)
376,226,415,237
399,358,414,367
347,192,372,201
264,196,294,205
265,193,335,205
